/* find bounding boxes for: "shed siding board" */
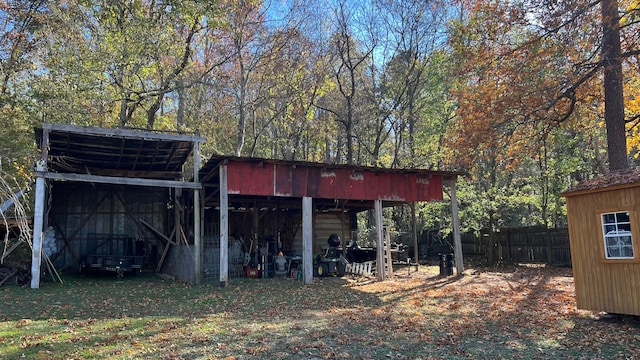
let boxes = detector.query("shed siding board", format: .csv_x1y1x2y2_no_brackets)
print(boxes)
566,186,640,315
633,262,640,312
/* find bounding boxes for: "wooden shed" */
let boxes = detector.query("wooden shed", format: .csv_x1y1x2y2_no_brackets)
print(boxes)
562,167,640,316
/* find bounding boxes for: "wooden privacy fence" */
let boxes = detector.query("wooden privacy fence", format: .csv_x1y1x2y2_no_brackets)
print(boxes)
421,226,571,266
464,227,571,266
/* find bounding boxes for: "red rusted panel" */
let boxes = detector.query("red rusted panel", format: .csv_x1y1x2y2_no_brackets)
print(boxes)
404,174,419,201
306,167,321,197
290,167,308,197
416,174,443,201
332,168,354,199
274,164,292,196
226,162,274,196
348,170,367,199
375,173,406,202
224,159,445,202
317,168,338,199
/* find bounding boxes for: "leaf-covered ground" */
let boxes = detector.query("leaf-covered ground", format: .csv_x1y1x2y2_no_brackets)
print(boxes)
1,264,639,359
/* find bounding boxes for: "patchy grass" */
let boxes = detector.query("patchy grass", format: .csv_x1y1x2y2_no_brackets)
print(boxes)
1,265,639,359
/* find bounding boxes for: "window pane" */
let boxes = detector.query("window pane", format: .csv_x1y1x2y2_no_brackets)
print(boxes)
601,211,635,259
617,212,630,223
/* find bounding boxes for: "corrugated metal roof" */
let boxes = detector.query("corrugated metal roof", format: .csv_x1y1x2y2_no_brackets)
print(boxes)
199,154,462,183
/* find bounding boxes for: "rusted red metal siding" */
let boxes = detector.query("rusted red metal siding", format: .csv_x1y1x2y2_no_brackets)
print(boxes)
226,162,275,196
225,161,443,202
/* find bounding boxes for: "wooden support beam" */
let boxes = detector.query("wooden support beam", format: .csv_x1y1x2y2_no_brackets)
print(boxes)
31,128,49,289
30,161,46,289
448,179,464,275
411,202,419,265
385,226,393,279
375,199,385,281
139,218,176,245
156,241,171,273
38,172,201,190
42,122,206,143
194,141,202,285
302,196,313,284
219,164,229,287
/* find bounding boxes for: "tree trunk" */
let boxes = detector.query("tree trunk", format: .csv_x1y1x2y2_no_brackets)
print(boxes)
177,80,185,130
601,0,628,171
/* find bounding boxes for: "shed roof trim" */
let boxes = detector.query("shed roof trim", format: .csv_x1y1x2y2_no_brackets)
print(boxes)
199,154,462,180
562,167,640,196
42,123,206,142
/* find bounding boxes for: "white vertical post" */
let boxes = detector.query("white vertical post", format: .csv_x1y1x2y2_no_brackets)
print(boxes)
302,196,313,284
193,141,202,284
30,160,46,289
219,164,229,286
449,178,464,275
375,199,385,281
411,202,418,265
31,128,49,289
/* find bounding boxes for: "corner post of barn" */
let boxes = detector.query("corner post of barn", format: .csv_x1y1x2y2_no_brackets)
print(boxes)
219,163,229,287
193,141,202,284
375,199,385,281
302,196,313,284
411,202,418,265
31,128,50,289
448,178,464,275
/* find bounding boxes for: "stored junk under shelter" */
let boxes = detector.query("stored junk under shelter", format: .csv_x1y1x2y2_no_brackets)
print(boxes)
30,123,462,288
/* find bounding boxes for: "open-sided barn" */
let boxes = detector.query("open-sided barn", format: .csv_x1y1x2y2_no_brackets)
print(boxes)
30,123,462,288
197,155,461,286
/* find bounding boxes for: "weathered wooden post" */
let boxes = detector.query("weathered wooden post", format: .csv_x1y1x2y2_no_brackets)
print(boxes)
302,196,313,284
448,179,464,275
219,163,229,287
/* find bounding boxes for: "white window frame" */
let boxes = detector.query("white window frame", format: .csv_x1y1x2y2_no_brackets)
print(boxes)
601,211,635,260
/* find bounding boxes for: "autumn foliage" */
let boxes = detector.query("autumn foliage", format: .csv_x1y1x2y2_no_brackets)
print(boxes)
446,0,640,170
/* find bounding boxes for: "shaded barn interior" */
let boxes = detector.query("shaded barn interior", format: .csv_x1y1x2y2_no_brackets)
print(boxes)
49,183,169,273
33,123,203,283
197,155,455,283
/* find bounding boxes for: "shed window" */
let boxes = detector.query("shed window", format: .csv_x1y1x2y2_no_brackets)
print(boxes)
601,211,634,259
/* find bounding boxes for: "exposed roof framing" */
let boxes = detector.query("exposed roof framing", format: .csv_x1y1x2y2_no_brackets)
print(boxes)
35,123,205,182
